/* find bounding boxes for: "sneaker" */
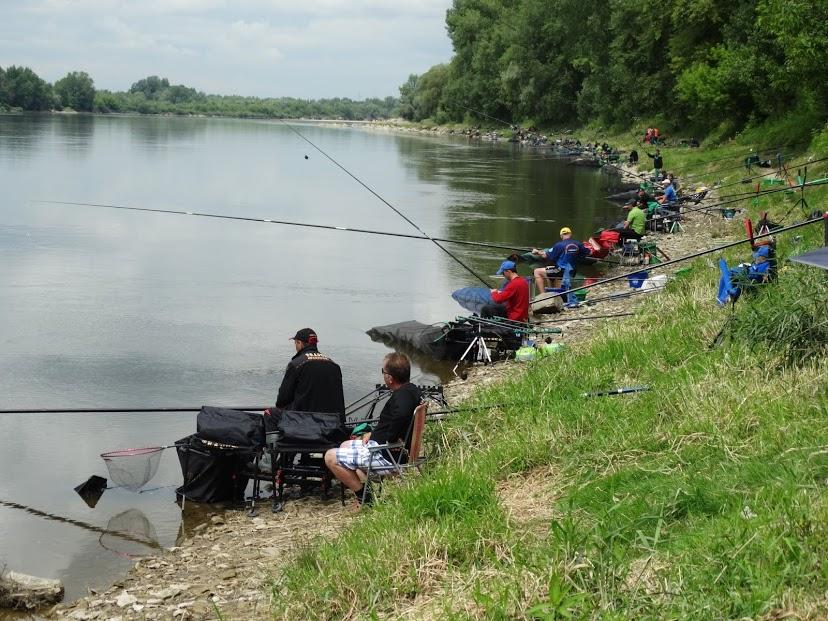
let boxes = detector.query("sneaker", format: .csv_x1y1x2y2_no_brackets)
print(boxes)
355,486,374,506
565,302,580,309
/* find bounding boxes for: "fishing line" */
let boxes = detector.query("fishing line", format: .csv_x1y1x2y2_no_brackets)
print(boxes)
531,215,824,305
279,120,496,287
456,104,514,128
35,200,534,254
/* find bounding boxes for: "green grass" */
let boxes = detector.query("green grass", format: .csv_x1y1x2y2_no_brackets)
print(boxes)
268,131,828,620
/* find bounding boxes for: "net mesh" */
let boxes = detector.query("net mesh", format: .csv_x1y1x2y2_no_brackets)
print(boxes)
101,447,164,492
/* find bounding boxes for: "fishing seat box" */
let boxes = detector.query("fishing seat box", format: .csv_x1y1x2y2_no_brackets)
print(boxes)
176,407,266,504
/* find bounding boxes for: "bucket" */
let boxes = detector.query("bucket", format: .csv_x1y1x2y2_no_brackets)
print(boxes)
641,274,668,290
627,270,648,289
574,289,588,302
538,342,566,357
722,208,736,220
515,346,536,362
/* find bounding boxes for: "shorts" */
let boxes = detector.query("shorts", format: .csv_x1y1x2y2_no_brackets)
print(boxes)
543,265,564,278
335,439,395,472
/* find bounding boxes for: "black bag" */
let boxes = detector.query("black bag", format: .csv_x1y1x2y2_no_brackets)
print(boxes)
196,406,265,449
175,435,249,504
273,410,347,446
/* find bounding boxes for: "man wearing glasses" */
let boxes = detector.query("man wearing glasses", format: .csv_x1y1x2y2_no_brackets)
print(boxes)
324,352,421,506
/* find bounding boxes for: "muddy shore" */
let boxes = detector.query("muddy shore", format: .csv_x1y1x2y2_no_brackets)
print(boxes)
43,162,742,620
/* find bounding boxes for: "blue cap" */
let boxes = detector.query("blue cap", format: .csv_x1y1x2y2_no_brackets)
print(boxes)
496,260,517,275
753,246,770,258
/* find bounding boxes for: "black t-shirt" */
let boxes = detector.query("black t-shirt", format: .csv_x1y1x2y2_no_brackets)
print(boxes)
371,383,422,455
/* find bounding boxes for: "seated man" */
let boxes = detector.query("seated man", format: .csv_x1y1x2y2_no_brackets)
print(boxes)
531,227,588,307
716,246,772,305
658,178,678,208
324,353,421,507
481,260,529,322
615,201,646,242
273,328,345,424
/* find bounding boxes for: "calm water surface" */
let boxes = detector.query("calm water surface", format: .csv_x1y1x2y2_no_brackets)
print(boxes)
0,114,621,605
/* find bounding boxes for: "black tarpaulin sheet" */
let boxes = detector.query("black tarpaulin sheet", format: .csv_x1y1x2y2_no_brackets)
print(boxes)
790,247,828,271
366,321,447,358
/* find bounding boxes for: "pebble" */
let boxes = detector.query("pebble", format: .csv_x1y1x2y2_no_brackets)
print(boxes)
115,592,137,608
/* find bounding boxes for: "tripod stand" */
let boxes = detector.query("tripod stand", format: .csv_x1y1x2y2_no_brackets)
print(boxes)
779,167,810,225
452,323,493,379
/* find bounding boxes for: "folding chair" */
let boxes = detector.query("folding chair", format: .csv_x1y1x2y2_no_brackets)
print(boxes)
363,402,429,498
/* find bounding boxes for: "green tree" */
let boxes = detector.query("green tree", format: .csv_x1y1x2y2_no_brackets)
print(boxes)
398,74,419,120
54,71,96,111
0,65,53,110
129,76,170,100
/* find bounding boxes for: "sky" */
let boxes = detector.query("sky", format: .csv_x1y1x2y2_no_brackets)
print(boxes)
0,0,455,99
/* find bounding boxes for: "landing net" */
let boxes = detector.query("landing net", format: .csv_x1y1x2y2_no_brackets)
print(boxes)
101,447,164,492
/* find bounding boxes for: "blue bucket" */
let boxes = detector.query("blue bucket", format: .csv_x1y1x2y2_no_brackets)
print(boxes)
627,271,648,289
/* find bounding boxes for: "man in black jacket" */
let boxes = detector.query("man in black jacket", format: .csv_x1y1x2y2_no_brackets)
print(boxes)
274,328,345,423
324,352,421,507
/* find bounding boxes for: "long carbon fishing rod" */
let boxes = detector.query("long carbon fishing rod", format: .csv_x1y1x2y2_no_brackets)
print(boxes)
532,214,824,305
37,200,534,255
681,177,828,217
675,138,815,170
701,155,828,196
537,311,634,324
0,498,162,550
0,406,266,414
279,120,492,286
680,154,795,181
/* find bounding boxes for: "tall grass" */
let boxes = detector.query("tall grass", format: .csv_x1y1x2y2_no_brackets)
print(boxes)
269,136,828,620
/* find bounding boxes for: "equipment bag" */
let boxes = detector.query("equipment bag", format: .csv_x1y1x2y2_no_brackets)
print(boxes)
273,410,347,446
175,435,249,504
196,406,265,449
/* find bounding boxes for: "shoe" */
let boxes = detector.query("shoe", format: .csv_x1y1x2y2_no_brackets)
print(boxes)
356,485,374,506
565,302,580,309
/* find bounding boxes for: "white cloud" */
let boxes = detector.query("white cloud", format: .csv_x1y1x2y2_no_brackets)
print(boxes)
0,1,452,98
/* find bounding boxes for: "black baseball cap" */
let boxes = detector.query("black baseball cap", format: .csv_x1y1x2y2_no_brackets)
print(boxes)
290,328,318,344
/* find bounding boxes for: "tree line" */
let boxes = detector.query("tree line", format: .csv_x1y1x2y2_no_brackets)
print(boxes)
398,0,828,135
0,67,398,120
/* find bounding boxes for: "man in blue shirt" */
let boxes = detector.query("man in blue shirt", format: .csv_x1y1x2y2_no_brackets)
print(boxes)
531,227,588,307
716,246,773,305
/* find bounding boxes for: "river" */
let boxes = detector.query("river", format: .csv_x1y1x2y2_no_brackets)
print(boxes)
0,113,620,607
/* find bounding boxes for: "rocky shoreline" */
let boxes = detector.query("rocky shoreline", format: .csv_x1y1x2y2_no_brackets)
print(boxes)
41,161,743,621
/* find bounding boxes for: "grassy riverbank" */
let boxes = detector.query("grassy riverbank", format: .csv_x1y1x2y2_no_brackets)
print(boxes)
269,132,828,619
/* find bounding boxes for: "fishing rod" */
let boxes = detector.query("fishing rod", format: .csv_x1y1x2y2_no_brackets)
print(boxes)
0,498,162,550
537,311,634,324
532,214,824,305
676,138,815,176
702,155,828,197
582,386,650,397
279,120,492,287
0,405,266,414
680,153,796,181
37,200,535,255
681,177,828,217
582,285,665,306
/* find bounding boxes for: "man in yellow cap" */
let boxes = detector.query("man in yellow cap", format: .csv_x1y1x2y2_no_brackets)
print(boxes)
531,227,588,307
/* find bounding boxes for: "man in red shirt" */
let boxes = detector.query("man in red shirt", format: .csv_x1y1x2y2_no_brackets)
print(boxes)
481,260,529,322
